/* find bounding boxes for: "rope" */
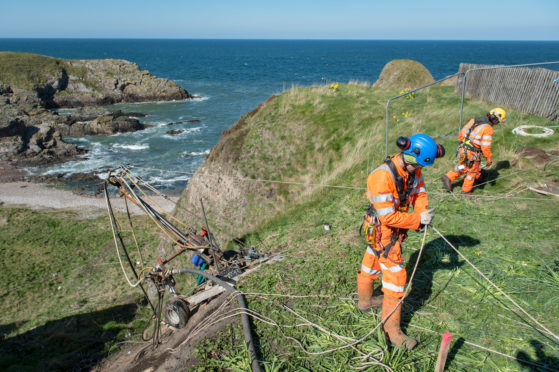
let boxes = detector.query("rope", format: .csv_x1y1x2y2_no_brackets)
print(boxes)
432,226,559,343
128,164,558,203
128,165,366,190
105,183,147,288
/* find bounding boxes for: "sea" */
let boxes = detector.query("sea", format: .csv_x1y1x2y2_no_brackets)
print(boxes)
1,39,559,194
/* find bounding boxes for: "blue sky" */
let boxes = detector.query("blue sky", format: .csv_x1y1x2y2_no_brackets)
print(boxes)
1,0,558,40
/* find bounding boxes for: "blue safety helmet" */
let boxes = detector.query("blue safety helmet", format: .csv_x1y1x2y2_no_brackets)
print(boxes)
397,133,445,167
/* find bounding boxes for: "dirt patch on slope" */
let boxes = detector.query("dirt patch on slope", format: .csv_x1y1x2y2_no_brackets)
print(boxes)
95,292,237,372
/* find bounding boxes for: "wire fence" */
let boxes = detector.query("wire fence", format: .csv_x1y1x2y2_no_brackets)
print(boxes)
457,62,559,125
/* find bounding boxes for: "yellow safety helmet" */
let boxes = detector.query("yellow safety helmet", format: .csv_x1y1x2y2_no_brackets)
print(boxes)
488,107,506,124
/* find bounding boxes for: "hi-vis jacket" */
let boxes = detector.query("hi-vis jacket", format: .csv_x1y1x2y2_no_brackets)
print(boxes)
366,154,428,257
459,117,494,162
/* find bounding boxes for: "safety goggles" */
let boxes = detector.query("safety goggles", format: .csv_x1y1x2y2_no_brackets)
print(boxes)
403,153,423,168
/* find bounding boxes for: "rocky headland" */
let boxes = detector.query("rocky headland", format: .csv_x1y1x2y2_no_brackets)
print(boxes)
0,52,192,178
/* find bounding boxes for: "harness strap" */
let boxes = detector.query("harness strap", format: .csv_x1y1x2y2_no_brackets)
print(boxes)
364,156,414,258
384,157,415,206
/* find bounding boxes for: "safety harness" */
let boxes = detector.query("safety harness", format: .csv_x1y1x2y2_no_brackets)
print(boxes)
456,117,488,166
361,156,415,259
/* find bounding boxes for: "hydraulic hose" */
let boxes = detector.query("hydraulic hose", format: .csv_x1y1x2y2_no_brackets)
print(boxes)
171,268,261,372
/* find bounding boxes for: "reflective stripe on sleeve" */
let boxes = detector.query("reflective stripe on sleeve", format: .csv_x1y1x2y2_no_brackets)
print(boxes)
372,194,393,203
466,174,475,180
380,263,404,273
482,135,492,140
413,175,424,188
382,281,405,293
375,205,395,215
362,264,381,275
481,142,492,146
412,187,426,194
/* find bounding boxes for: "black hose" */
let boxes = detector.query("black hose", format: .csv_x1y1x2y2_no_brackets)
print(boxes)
172,268,262,372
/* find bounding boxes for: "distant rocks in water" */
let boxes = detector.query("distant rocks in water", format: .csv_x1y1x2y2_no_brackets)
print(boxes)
31,168,112,194
126,112,147,118
0,51,194,169
166,129,184,136
373,59,434,89
167,119,201,126
58,110,146,136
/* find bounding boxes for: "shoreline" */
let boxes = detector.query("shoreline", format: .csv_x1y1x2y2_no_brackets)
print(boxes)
0,181,179,216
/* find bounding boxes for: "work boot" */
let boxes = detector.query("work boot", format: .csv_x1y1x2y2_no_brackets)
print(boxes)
441,175,453,192
461,190,473,196
357,271,383,312
381,295,417,350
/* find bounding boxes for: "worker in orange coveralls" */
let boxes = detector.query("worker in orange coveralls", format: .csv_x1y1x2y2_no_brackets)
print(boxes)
357,133,445,350
441,108,506,194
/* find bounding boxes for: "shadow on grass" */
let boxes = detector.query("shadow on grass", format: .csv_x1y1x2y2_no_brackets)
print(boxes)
516,339,559,371
449,160,511,192
475,160,511,191
446,337,465,367
0,303,138,371
403,235,479,324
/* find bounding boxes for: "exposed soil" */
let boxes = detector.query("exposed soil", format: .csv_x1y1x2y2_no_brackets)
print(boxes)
94,292,237,372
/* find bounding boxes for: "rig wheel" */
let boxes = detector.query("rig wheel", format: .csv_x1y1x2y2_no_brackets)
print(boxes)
164,297,190,328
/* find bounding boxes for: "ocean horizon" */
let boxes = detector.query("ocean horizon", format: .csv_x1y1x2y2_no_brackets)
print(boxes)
2,39,559,193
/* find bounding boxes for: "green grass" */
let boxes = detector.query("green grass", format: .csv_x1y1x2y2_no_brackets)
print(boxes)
1,80,558,371
188,83,559,371
0,51,101,92
0,207,162,371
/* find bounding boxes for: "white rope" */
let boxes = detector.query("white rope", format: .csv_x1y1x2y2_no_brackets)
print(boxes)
127,165,558,202
105,185,145,288
512,125,554,137
128,165,364,191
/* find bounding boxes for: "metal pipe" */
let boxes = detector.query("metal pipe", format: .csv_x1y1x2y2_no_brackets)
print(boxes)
172,268,262,372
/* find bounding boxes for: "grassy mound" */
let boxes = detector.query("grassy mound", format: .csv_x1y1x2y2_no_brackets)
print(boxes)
373,59,435,89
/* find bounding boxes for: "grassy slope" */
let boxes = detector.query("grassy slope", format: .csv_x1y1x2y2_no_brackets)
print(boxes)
0,208,163,371
191,83,559,371
1,82,557,371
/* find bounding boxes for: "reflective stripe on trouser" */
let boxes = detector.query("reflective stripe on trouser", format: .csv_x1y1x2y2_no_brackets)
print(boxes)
360,246,381,279
446,161,481,192
360,246,407,299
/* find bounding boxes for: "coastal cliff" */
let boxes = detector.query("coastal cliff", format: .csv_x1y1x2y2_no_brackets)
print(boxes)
174,59,438,240
0,52,191,107
0,52,191,169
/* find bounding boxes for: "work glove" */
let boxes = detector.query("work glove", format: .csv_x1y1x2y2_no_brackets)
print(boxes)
420,208,435,226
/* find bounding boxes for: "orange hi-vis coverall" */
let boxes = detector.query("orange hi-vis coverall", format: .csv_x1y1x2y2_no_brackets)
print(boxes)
445,117,494,193
360,153,428,299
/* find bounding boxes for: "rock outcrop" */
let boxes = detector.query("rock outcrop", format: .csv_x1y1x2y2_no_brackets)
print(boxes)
57,111,145,136
0,52,193,170
0,52,192,108
52,58,191,107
